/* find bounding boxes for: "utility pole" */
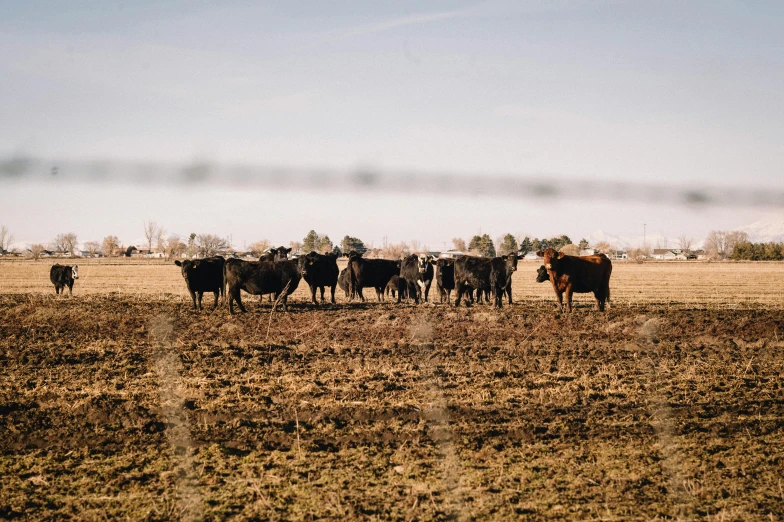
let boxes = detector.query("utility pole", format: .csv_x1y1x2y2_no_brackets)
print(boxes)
643,224,647,251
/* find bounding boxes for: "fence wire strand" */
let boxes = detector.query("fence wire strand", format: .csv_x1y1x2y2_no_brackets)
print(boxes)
2,155,783,208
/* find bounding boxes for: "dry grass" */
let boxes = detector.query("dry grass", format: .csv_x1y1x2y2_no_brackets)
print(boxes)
3,259,784,307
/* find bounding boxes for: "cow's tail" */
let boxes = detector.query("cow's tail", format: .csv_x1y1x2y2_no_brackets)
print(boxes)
222,260,229,304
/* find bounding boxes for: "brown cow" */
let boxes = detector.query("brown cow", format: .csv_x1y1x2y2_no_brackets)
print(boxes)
537,248,612,312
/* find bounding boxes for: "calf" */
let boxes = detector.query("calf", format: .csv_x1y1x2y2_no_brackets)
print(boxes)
338,267,350,299
50,264,79,295
537,248,612,312
224,258,301,314
431,258,455,304
385,275,408,299
298,251,339,304
174,256,225,310
346,251,400,302
536,265,549,283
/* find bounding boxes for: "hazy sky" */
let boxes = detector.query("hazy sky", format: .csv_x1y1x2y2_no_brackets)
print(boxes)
2,1,783,249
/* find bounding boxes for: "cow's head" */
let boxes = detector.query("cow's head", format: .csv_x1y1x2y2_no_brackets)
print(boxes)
433,258,453,267
501,254,522,272
417,255,433,273
346,250,361,259
536,248,563,271
298,252,318,277
275,246,292,260
536,265,549,283
71,265,79,279
175,259,200,280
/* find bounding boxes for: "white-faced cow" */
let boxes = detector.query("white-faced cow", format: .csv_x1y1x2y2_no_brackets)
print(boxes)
174,256,225,310
298,251,339,304
537,247,612,312
50,264,79,295
224,258,302,314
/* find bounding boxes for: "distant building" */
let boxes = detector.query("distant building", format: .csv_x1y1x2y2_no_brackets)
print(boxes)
522,251,540,261
439,250,465,259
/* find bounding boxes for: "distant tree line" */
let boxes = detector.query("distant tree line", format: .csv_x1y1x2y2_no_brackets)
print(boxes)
731,241,784,261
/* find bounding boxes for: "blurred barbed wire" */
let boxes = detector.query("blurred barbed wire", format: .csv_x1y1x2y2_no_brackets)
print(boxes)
2,155,782,208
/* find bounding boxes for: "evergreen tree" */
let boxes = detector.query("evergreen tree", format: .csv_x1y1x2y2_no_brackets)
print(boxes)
303,230,320,253
579,238,589,250
498,234,518,255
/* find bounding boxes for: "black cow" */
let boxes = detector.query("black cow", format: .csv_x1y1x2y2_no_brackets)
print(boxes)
224,258,301,314
50,264,79,295
536,265,549,283
338,267,350,299
346,251,400,302
431,258,454,304
454,254,521,308
174,256,225,310
260,246,291,262
398,254,422,304
298,251,339,304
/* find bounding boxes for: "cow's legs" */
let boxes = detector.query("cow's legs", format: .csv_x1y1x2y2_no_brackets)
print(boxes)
188,290,198,309
68,282,74,295
319,286,326,303
506,285,513,305
197,291,204,310
330,284,337,304
229,287,246,314
565,286,574,313
376,287,384,302
309,285,318,305
455,283,469,307
424,282,431,302
212,290,220,310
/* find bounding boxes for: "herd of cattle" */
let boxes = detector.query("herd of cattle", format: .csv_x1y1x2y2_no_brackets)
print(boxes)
48,247,612,313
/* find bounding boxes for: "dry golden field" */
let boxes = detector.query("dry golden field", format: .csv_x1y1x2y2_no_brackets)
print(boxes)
2,258,784,306
1,259,783,520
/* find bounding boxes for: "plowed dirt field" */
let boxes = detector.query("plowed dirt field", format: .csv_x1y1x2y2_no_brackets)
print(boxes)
1,260,783,520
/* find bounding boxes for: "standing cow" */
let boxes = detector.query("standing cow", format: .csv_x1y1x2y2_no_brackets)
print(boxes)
398,254,422,304
417,255,435,302
346,251,400,302
224,258,302,314
50,264,79,295
298,251,339,304
454,254,521,308
431,258,455,304
174,256,225,310
537,248,612,312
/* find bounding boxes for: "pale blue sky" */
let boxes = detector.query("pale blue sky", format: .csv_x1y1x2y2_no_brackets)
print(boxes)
2,1,783,249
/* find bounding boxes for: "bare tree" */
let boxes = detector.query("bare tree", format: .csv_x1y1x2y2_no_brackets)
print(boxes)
197,234,230,257
0,225,14,253
53,233,78,257
655,237,669,250
677,236,693,252
452,238,467,252
101,236,121,257
143,220,159,251
248,240,271,257
704,230,748,259
84,241,100,257
378,242,410,259
28,244,45,260
165,236,186,259
289,241,303,254
155,226,167,254
410,240,421,253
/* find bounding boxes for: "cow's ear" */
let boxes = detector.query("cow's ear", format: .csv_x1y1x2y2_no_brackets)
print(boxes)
175,260,182,266
558,252,566,259
535,251,544,257
193,261,201,268
502,254,509,261
285,248,292,254
517,255,523,260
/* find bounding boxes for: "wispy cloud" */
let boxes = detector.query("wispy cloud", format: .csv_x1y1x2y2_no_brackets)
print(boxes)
305,4,483,49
